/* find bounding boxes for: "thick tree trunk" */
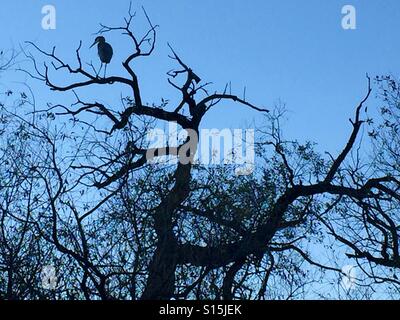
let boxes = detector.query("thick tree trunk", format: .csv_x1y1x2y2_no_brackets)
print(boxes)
141,239,179,300
141,161,193,300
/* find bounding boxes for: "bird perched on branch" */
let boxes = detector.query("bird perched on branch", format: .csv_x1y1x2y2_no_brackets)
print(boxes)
90,36,113,78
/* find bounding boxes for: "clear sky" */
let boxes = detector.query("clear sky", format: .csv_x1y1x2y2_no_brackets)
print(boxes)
1,0,400,153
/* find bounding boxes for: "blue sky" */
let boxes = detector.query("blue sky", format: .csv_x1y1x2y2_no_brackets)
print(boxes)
1,0,400,154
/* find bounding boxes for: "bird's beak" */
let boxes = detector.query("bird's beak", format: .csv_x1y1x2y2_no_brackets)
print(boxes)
90,40,97,49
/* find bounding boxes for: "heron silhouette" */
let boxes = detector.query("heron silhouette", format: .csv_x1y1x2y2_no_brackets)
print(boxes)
90,36,113,78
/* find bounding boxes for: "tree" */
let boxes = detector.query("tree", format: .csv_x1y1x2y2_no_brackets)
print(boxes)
1,5,397,300
312,75,400,295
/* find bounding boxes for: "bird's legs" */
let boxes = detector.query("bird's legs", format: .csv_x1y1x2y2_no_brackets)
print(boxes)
95,63,108,79
97,63,103,79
